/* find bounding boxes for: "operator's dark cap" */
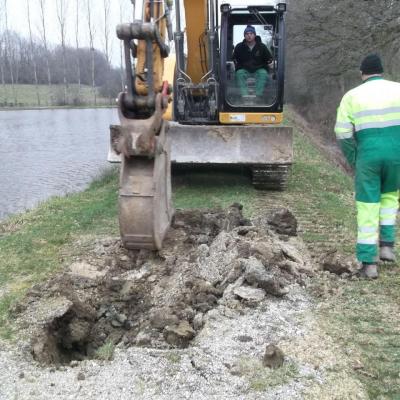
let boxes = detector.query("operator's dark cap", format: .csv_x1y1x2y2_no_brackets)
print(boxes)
360,54,383,75
244,25,256,35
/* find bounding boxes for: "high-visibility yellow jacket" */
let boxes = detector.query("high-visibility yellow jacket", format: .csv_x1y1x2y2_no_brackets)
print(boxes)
335,76,400,167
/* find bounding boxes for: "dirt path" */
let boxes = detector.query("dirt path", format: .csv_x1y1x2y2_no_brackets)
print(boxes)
0,204,368,399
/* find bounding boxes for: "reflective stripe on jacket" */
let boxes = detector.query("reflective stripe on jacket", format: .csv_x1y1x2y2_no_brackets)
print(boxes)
334,77,400,167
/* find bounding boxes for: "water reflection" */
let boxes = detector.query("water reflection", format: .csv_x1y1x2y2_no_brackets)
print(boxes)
0,108,118,220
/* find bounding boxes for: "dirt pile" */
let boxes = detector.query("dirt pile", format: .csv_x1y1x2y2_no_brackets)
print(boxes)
13,204,315,365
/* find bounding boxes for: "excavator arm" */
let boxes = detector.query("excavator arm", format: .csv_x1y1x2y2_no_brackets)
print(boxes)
110,0,174,250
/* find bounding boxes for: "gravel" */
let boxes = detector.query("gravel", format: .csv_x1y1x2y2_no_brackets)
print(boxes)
0,284,364,400
0,207,368,399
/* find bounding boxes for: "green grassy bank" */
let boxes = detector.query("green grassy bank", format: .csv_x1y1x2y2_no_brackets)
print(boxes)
0,115,399,398
0,84,112,108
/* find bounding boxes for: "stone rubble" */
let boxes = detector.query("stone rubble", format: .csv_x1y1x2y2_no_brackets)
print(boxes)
0,206,368,399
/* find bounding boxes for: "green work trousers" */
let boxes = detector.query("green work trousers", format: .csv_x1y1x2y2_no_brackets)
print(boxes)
235,68,268,97
355,133,400,263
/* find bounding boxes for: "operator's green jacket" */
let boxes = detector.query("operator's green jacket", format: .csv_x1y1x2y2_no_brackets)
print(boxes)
335,77,400,263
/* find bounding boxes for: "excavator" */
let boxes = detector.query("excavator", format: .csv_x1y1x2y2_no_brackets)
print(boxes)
108,0,293,251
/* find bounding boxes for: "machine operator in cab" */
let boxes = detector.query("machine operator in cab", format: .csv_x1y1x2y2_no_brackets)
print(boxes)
233,25,273,99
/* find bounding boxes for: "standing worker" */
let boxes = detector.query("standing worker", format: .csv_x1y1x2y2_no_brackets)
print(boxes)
335,54,400,278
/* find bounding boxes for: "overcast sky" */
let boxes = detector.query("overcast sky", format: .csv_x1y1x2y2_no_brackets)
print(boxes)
3,0,135,66
2,0,280,65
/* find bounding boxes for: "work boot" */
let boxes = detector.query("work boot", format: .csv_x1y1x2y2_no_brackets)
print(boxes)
358,263,378,279
380,246,396,262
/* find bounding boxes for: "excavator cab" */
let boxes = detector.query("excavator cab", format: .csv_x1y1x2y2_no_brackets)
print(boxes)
220,4,286,114
173,1,288,125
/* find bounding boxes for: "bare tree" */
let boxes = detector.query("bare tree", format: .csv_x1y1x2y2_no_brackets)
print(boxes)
0,3,6,103
118,0,126,92
56,0,68,105
13,32,23,86
38,0,52,104
288,0,400,80
0,34,5,96
74,0,81,102
102,0,112,103
86,0,97,105
3,0,16,104
286,0,400,137
131,0,136,20
27,0,40,106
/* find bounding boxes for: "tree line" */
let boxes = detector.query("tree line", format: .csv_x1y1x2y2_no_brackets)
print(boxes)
286,0,400,140
0,31,121,90
3,0,399,118
0,0,130,107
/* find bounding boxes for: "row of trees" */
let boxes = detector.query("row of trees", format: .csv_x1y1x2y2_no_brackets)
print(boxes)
0,32,121,88
4,0,399,118
0,0,134,106
286,0,400,139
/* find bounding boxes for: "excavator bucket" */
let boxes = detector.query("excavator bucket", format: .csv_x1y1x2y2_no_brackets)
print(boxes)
118,132,173,250
111,93,174,251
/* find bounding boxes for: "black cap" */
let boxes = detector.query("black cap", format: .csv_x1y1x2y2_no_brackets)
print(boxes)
244,25,256,35
360,54,383,75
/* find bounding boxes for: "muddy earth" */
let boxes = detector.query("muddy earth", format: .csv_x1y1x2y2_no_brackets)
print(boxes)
3,205,367,400
12,205,315,364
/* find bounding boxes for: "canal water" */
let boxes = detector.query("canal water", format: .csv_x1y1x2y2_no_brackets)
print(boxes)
0,108,118,221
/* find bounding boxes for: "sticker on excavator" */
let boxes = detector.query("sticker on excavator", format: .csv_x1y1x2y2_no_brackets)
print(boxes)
229,114,246,122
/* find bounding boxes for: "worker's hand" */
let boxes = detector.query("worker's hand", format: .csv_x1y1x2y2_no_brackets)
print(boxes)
267,60,276,71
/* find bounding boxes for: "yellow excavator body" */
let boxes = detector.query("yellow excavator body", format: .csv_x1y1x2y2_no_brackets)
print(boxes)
109,0,293,250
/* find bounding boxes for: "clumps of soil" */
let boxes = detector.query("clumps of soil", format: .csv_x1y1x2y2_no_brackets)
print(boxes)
13,205,315,365
263,344,285,369
267,208,298,236
320,250,358,276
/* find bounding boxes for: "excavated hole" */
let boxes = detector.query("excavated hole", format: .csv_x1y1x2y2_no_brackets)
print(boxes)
33,306,96,364
14,205,316,365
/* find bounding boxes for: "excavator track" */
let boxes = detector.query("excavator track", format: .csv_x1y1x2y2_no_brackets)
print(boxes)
251,164,292,191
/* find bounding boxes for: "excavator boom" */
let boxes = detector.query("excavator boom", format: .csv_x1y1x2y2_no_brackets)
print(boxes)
111,1,174,250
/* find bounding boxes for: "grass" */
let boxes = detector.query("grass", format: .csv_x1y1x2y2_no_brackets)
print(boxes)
316,267,400,399
95,340,116,361
236,356,300,392
0,167,119,338
165,350,182,364
172,166,257,215
282,113,400,398
0,84,112,108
